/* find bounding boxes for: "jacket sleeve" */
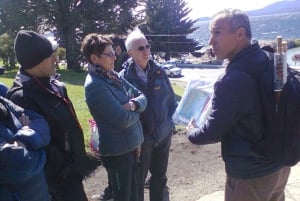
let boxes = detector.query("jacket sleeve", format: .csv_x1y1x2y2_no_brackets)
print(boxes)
2,97,50,149
85,75,146,129
188,71,250,145
121,77,147,113
14,112,51,149
0,143,46,184
0,98,48,183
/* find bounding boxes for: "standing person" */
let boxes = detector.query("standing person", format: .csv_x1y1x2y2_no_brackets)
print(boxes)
186,9,290,201
120,28,177,201
7,30,100,201
81,33,147,201
0,96,50,201
96,34,130,201
110,35,129,72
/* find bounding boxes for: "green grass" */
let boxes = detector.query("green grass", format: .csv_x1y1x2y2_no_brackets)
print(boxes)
172,83,185,102
0,69,185,149
294,39,300,47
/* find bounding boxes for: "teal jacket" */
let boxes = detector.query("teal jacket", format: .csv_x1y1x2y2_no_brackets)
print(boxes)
84,66,147,156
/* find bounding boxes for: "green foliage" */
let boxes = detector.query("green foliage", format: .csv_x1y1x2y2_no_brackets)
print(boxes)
140,0,201,59
0,33,15,68
0,0,140,71
57,47,66,61
0,0,39,34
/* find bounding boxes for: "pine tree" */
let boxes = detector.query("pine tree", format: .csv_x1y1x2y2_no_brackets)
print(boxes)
140,0,201,60
0,0,139,71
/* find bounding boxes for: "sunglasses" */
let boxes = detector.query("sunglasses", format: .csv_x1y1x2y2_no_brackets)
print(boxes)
102,52,115,58
137,44,151,51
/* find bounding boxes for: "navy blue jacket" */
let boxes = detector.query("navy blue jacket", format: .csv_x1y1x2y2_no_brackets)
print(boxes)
120,59,177,142
188,43,282,179
0,96,50,201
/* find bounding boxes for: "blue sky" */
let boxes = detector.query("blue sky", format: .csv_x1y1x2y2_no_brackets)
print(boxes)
186,0,283,19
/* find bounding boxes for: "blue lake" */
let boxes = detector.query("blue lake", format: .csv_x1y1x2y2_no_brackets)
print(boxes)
191,12,300,45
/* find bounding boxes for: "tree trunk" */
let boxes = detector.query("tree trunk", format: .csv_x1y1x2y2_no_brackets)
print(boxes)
58,0,81,71
64,27,80,71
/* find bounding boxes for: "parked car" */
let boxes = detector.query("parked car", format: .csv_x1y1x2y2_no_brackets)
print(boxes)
162,64,182,77
163,60,178,66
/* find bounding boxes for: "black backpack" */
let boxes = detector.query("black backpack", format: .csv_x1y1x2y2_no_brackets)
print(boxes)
268,67,300,166
248,55,300,166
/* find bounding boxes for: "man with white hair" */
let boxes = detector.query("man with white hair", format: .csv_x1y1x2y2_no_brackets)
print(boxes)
120,28,177,201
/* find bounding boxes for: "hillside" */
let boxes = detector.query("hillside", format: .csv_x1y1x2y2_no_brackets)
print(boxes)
197,0,300,21
246,0,300,16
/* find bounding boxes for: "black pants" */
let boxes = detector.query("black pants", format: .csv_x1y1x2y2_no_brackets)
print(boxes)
48,174,87,201
138,133,172,201
101,151,138,201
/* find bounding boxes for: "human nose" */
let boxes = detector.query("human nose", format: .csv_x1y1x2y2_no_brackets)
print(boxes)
208,35,214,46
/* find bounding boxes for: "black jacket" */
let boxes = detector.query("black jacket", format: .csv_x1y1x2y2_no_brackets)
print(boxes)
7,71,100,181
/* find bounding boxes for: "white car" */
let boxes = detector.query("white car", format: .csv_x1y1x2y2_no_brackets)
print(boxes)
162,64,182,77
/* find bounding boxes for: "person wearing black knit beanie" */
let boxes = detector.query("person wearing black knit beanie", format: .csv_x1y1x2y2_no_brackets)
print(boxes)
8,30,101,201
14,30,58,70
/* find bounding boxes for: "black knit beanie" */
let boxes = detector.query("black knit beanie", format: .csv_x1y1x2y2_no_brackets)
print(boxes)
14,30,58,69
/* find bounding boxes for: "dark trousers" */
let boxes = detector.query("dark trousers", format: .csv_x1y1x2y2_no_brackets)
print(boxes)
138,133,172,201
1,171,50,201
48,174,87,201
101,150,138,201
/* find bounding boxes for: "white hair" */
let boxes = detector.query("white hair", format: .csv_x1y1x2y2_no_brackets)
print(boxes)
125,28,147,51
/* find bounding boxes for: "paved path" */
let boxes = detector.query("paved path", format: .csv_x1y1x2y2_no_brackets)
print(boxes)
197,163,300,201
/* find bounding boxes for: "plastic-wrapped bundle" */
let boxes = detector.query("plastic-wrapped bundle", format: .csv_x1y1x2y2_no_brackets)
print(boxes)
172,79,214,127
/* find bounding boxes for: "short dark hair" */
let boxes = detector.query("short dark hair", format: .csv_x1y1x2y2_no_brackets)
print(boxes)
261,45,275,53
81,33,112,63
110,34,126,52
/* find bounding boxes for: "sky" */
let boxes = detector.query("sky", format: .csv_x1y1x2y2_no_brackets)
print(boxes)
186,0,282,19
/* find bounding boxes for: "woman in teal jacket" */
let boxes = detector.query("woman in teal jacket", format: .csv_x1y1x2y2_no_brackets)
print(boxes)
81,33,147,201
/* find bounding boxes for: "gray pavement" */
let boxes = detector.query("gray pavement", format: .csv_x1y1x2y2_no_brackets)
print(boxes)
197,163,300,201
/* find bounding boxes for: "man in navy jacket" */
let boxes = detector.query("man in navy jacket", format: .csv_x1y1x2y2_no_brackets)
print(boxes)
186,9,290,201
120,28,177,201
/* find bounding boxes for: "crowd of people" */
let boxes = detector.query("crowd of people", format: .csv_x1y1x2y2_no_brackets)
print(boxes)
0,8,292,201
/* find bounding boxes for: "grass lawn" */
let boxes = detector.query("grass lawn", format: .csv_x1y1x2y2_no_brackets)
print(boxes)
0,69,185,150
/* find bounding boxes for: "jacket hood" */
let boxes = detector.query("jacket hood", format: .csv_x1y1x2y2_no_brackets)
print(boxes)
15,71,31,84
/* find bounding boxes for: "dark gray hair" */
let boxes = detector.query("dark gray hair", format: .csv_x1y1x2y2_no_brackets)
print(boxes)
212,8,252,39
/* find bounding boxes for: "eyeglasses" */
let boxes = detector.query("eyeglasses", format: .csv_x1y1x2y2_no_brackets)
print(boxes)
102,52,115,58
137,44,151,51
